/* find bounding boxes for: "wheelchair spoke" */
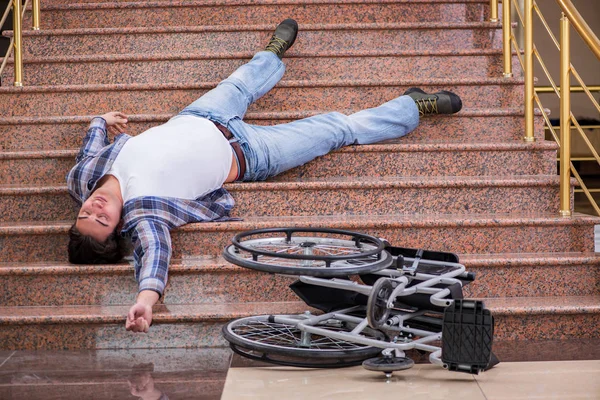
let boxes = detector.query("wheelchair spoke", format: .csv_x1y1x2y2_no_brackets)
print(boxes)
233,320,365,350
258,256,314,266
310,335,357,350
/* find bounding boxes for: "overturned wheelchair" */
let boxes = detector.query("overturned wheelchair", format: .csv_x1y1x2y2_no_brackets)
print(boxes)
222,228,498,377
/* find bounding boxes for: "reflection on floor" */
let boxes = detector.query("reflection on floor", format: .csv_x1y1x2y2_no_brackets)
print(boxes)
223,360,600,400
0,343,599,399
0,348,232,400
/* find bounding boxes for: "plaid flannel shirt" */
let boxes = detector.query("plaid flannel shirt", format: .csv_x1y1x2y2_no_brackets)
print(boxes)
66,117,235,296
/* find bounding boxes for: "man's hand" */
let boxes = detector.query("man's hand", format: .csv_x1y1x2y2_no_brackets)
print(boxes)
126,303,152,333
126,290,159,333
100,111,128,136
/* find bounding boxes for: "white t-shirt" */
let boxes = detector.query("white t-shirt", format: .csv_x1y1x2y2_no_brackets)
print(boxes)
108,115,233,202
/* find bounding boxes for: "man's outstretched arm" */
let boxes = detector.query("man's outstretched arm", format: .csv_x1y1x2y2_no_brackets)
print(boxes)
126,219,172,333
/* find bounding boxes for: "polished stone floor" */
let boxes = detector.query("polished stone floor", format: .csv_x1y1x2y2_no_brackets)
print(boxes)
1,341,599,399
223,360,600,400
0,348,231,399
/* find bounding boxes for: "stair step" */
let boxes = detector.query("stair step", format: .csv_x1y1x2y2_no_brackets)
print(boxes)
1,51,520,87
0,301,312,350
0,141,557,185
28,0,493,30
0,111,547,152
0,79,524,118
0,176,564,222
461,252,600,298
1,213,597,263
0,296,598,350
483,295,600,341
11,22,503,58
0,257,298,306
1,252,597,307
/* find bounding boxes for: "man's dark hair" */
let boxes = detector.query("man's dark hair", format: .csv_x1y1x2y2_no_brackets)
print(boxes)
68,223,126,264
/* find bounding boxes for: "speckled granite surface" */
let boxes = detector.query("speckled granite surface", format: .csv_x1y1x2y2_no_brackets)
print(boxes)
462,252,600,297
0,79,523,117
0,112,546,153
0,252,597,307
29,0,493,30
2,52,520,87
487,296,600,341
0,301,311,350
0,176,564,222
0,140,557,185
0,297,598,349
14,22,503,58
492,338,600,362
165,213,599,256
1,213,597,263
0,257,298,306
1,0,598,354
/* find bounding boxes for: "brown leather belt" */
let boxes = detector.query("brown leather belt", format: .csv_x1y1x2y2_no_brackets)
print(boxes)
212,121,246,181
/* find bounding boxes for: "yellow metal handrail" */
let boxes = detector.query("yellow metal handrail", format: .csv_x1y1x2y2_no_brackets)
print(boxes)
523,0,535,143
0,0,40,86
497,0,600,216
559,13,571,215
32,0,39,31
556,0,600,59
572,158,600,162
490,0,498,22
557,4,600,216
536,86,600,93
546,125,600,131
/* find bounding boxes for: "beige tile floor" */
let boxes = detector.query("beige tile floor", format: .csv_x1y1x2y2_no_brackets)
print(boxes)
222,360,600,399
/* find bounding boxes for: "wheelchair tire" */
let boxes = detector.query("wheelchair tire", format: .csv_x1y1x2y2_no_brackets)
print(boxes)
222,315,384,366
223,227,392,277
230,343,370,369
362,356,415,372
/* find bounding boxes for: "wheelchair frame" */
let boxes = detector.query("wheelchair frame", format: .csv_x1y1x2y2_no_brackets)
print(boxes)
222,227,495,377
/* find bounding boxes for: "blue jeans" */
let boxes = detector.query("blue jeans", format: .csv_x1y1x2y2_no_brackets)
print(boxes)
180,51,420,181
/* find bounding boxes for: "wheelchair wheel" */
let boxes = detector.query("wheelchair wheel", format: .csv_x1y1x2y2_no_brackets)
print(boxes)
367,278,394,329
362,356,415,375
223,227,392,277
222,314,385,367
230,343,369,368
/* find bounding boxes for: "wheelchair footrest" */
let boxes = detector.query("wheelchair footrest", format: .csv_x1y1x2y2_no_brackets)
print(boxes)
441,299,494,374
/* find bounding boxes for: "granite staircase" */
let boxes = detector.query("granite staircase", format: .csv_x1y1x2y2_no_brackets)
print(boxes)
0,0,599,356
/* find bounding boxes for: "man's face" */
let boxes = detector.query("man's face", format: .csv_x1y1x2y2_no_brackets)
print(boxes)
76,187,122,242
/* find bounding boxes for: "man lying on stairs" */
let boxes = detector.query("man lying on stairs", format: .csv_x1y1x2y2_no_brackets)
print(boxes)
66,19,463,333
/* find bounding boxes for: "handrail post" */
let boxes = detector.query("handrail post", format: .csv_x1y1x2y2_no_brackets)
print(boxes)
32,0,40,30
524,0,535,141
503,0,513,77
490,0,498,22
12,0,23,87
559,14,572,216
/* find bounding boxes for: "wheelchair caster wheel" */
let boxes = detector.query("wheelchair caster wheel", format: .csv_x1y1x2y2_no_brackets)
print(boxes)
362,355,414,376
367,278,394,329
